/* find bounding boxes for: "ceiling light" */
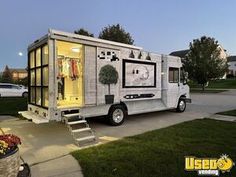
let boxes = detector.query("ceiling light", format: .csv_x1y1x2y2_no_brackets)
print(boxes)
71,47,80,53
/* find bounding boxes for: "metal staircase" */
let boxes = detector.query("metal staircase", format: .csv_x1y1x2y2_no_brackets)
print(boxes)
63,112,96,147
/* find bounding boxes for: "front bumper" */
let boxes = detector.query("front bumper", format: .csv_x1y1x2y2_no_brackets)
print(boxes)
185,98,192,103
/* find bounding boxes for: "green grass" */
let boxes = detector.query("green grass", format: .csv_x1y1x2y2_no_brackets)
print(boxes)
217,109,236,117
72,119,236,177
0,97,27,116
208,79,236,89
189,78,236,89
190,89,226,93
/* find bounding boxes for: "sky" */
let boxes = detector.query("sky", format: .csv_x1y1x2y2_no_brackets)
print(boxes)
0,0,235,70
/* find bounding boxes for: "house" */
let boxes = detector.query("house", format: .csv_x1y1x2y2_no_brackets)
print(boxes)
170,45,228,60
169,49,189,59
170,45,228,79
2,65,28,80
227,56,236,76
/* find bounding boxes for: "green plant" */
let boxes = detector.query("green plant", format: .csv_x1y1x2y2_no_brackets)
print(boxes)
184,36,228,91
2,65,12,83
74,28,94,37
99,65,118,95
99,24,134,45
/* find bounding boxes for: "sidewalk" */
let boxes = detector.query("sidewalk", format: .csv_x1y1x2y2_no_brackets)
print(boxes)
209,114,236,122
0,118,83,177
30,154,83,177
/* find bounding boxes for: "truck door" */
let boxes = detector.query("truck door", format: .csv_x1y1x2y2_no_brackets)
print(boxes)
168,67,180,107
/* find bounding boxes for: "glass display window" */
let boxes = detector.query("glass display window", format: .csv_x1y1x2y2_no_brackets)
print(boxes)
28,44,49,108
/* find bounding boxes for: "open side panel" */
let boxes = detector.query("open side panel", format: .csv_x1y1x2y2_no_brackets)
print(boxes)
55,40,84,108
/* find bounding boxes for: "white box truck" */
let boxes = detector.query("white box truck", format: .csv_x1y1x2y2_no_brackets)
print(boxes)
20,29,191,127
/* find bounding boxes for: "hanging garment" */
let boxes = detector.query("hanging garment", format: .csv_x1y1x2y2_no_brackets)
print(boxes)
57,59,63,78
71,59,79,80
62,59,70,78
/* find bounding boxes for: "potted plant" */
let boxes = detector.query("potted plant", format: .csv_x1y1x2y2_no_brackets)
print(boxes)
99,64,118,104
0,133,21,177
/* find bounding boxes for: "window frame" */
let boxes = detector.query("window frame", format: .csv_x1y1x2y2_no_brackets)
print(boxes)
169,67,179,83
28,44,49,108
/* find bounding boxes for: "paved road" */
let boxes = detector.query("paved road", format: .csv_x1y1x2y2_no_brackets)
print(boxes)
89,90,236,138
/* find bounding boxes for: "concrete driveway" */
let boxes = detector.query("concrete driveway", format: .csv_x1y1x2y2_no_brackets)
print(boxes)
90,90,236,138
0,90,236,176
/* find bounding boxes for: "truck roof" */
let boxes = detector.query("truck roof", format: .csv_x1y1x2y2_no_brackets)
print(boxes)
28,29,143,51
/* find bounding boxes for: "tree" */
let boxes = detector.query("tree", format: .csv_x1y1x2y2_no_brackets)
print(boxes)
184,36,228,90
99,24,134,45
2,65,12,83
13,76,28,86
99,65,118,95
74,28,94,37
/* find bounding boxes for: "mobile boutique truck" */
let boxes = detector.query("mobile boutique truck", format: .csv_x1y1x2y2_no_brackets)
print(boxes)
20,29,191,144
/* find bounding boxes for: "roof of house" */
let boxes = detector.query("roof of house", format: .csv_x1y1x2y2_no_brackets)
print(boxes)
169,49,189,58
227,56,236,62
9,68,27,73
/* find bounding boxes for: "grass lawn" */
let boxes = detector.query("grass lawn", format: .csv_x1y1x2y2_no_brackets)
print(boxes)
72,119,236,177
208,79,236,89
189,78,236,89
0,97,27,116
217,109,236,117
190,89,226,93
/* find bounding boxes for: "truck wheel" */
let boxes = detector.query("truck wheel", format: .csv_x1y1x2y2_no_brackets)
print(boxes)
176,99,186,112
108,105,126,126
22,92,28,98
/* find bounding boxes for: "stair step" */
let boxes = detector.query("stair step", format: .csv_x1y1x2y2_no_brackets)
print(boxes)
76,135,95,142
67,117,82,122
67,120,86,125
64,113,81,118
72,128,91,133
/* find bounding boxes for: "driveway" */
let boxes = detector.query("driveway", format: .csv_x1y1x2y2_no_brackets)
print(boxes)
90,90,236,138
0,90,235,176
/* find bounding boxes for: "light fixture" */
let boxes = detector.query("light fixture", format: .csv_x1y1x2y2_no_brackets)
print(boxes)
71,47,80,53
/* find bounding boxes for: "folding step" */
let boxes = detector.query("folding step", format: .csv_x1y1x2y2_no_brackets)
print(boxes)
67,117,82,122
64,113,81,118
71,127,91,133
63,110,96,146
67,120,86,125
76,135,96,142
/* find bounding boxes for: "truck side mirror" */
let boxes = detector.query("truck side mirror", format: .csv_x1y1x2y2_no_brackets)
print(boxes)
183,72,188,85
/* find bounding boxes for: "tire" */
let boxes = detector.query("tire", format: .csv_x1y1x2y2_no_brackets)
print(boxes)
22,92,28,98
176,99,186,112
108,105,126,126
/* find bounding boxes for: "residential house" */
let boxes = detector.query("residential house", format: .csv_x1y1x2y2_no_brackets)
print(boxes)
170,45,228,79
227,56,236,76
2,65,28,80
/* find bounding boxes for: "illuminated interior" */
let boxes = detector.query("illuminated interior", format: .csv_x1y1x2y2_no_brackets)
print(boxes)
56,41,84,108
29,44,49,107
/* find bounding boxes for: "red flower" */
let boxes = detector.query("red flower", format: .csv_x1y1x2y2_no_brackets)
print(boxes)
0,134,21,148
